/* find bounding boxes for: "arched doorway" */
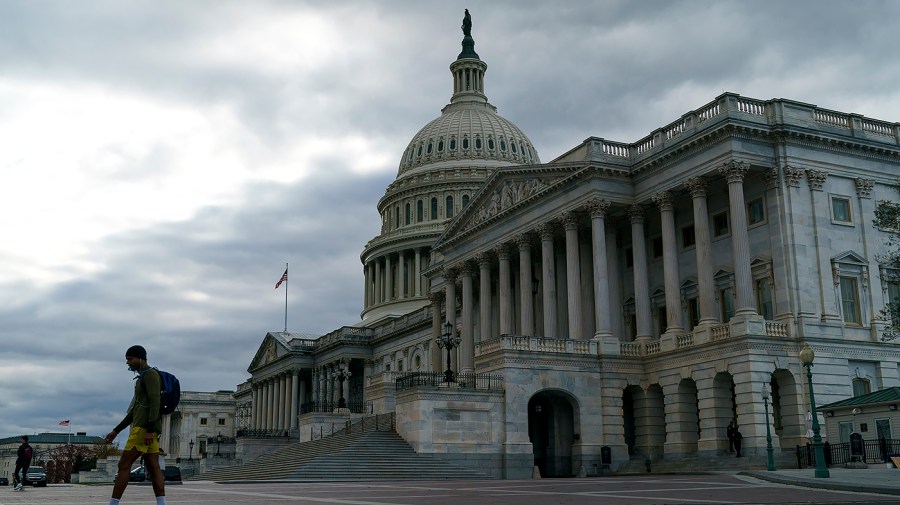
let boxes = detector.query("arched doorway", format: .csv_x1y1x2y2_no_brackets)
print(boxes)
528,390,577,477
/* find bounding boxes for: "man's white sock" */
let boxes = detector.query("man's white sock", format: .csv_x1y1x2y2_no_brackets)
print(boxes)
109,499,120,505
156,496,167,505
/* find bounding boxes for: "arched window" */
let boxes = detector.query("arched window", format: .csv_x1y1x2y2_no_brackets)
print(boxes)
511,141,517,153
417,200,424,222
462,137,469,150
426,141,433,155
405,203,411,225
487,137,495,150
395,206,400,229
462,194,470,207
431,197,438,220
437,139,444,152
475,136,482,149
416,143,423,157
446,195,454,219
499,139,507,152
449,137,457,150
852,378,871,397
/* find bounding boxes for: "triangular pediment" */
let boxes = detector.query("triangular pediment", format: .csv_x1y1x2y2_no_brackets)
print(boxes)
435,165,586,248
248,332,292,372
832,250,867,266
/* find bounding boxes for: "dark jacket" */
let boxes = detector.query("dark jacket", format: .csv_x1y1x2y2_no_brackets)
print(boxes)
114,367,162,434
16,442,33,464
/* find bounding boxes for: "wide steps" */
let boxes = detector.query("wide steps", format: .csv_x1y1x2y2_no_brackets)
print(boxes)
197,430,490,482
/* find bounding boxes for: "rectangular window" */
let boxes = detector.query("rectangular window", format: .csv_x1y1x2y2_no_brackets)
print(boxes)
657,307,667,335
876,419,892,441
852,378,871,397
218,418,226,426
200,418,208,426
888,281,900,326
713,211,730,237
625,247,634,268
681,225,695,249
417,200,424,222
628,314,637,340
747,197,765,225
840,276,861,325
687,297,700,330
756,278,774,320
720,288,735,322
431,198,438,220
839,422,854,443
652,236,663,259
832,196,852,223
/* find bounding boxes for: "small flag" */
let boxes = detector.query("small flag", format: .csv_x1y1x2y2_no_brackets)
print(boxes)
275,269,288,289
59,420,70,426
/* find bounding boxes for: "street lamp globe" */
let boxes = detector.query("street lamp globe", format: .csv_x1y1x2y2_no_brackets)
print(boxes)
799,344,815,366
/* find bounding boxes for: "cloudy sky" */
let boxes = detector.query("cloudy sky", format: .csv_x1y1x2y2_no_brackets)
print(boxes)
2,0,899,442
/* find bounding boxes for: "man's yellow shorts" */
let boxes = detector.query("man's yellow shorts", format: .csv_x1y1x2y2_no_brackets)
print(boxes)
124,426,159,454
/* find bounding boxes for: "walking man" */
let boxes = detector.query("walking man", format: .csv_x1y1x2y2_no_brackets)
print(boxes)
13,435,32,490
105,345,166,505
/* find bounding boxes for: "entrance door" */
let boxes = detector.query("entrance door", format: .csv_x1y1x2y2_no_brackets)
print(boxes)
528,391,576,477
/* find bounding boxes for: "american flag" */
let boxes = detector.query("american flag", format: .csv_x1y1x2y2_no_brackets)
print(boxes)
275,269,288,289
59,420,70,427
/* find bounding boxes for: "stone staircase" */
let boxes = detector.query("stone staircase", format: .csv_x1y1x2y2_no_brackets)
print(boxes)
195,423,492,482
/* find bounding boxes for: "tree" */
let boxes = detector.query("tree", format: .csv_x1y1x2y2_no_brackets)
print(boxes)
875,184,900,341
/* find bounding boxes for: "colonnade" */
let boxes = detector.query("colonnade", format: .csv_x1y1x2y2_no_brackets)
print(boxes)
364,247,428,308
438,161,759,372
249,369,304,431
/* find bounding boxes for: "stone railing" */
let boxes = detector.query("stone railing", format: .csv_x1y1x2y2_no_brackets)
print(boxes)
711,324,731,341
676,333,694,348
645,340,661,355
621,342,642,357
475,334,598,356
582,93,900,164
765,321,789,338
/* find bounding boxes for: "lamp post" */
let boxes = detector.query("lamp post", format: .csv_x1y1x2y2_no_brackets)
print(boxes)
333,361,351,408
762,383,776,471
436,320,461,383
188,439,194,462
216,433,223,457
800,344,830,478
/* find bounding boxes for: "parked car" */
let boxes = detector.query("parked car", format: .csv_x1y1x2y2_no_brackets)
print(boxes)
163,466,182,482
121,465,181,483
25,467,48,487
0,476,8,486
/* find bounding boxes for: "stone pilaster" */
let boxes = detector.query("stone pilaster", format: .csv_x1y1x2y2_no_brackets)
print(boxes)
495,244,513,334
477,252,492,343
587,199,612,338
652,191,684,335
536,223,557,338
629,205,653,340
686,176,718,326
561,211,583,339
718,160,756,317
516,234,535,336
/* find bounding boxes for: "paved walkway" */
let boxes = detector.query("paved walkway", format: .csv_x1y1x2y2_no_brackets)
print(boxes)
743,466,900,496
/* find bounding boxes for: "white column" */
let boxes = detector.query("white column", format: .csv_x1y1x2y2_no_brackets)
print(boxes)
588,199,612,338
444,269,458,371
415,248,423,297
430,292,444,371
630,205,653,340
718,160,756,316
385,254,394,302
397,251,409,300
562,211,583,339
652,191,684,333
606,220,625,338
251,383,259,429
265,379,274,430
478,253,492,343
517,234,535,336
496,244,513,334
290,369,299,430
537,223,557,338
687,177,718,324
460,264,474,373
364,263,371,308
274,375,284,430
374,259,382,305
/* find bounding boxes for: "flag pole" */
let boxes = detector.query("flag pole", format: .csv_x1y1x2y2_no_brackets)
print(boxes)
284,262,288,333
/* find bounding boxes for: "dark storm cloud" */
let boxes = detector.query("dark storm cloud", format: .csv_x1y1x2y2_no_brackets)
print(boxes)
3,0,900,440
0,166,388,436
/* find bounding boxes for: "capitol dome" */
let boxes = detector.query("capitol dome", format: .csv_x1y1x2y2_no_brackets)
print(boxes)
396,21,539,179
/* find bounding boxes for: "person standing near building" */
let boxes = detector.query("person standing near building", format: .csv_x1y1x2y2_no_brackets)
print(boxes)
733,427,743,458
13,435,32,490
104,345,166,505
726,421,736,453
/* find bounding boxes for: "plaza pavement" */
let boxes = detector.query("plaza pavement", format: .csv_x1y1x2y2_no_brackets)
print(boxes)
1,468,899,504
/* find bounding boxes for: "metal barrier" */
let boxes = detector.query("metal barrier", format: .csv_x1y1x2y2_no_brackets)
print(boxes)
394,371,504,391
796,438,900,467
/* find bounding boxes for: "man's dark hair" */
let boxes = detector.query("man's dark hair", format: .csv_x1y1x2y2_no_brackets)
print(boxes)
21,435,29,442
